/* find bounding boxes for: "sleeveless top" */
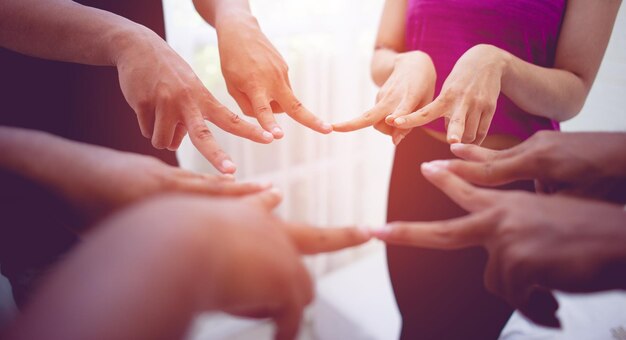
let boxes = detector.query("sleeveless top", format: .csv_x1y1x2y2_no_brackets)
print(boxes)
406,0,566,139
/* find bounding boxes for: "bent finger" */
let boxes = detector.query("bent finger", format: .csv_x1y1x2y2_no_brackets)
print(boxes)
184,115,236,174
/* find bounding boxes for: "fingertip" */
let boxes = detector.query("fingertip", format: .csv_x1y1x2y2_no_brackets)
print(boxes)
450,143,465,153
220,159,237,174
447,134,461,144
320,122,333,134
370,224,393,240
393,117,407,126
262,130,275,143
271,127,284,139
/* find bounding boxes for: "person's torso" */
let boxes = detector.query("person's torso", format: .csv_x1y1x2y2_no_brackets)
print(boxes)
406,0,566,140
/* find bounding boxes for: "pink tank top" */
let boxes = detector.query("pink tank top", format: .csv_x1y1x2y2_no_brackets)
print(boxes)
406,0,566,139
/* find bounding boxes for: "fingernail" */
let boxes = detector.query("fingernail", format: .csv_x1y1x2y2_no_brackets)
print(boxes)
262,131,274,142
221,174,236,181
272,127,284,138
221,160,236,173
448,135,460,143
430,160,450,168
421,162,442,174
320,122,333,133
450,143,464,152
371,224,392,239
394,117,406,126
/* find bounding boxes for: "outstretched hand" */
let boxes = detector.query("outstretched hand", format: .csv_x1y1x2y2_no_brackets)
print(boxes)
374,163,626,327
116,31,274,174
215,15,332,139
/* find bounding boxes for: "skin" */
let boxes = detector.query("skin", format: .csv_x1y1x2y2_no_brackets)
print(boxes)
0,0,330,173
0,126,271,226
374,163,626,328
193,0,332,139
334,0,622,146
2,191,372,340
440,131,626,203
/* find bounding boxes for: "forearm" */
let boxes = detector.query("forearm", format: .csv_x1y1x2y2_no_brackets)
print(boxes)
500,48,590,122
3,199,209,340
0,0,156,66
0,127,108,203
192,0,254,27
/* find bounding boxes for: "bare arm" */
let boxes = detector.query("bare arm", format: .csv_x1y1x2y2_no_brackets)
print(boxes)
501,0,622,121
0,0,151,66
371,0,408,86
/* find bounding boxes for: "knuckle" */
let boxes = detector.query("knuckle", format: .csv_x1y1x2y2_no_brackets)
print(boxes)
189,121,213,141
288,99,304,113
228,112,242,125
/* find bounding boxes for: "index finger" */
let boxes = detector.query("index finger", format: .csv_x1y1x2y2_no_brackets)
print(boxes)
184,115,236,174
374,211,497,249
275,89,332,134
421,162,498,212
333,101,389,132
444,157,531,187
283,224,371,255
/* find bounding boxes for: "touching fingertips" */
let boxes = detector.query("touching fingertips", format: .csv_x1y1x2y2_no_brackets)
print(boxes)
370,224,392,240
319,122,333,134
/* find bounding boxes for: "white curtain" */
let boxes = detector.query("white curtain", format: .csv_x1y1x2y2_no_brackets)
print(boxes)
163,0,391,277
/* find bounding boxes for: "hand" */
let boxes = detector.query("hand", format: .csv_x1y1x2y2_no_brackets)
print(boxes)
56,144,270,223
374,163,626,327
183,190,372,339
442,131,626,203
389,44,507,145
333,51,436,145
115,29,274,173
215,14,331,138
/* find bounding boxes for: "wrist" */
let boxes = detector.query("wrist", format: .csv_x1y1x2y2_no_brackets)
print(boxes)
214,7,259,32
108,25,165,66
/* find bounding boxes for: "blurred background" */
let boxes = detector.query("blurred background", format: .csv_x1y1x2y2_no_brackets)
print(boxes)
1,1,624,339
160,1,626,339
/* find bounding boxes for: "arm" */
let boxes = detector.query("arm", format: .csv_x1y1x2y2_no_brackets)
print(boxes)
501,0,622,120
192,0,331,138
0,0,146,66
0,126,268,226
389,0,621,144
3,191,371,340
0,0,274,173
374,164,626,327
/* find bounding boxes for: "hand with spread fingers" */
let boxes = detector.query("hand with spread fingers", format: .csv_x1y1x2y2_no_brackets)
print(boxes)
374,163,626,328
116,31,276,174
333,50,436,145
387,44,504,144
198,2,332,139
440,131,626,203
